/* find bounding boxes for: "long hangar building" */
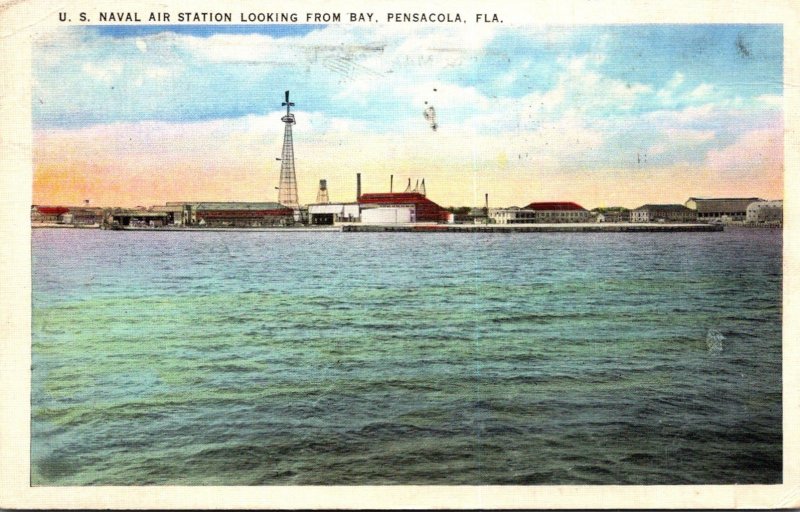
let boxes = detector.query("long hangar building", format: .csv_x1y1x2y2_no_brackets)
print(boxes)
308,173,452,225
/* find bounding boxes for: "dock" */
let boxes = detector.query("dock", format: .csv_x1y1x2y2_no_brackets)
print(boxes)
342,223,724,233
34,223,725,233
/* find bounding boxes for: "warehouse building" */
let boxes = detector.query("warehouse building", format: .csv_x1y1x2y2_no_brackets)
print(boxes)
746,200,783,225
307,202,361,225
31,205,104,225
192,202,294,227
31,206,69,223
685,197,763,223
107,208,169,227
592,207,630,223
151,204,186,225
361,206,415,224
165,202,295,227
631,204,697,223
65,207,104,225
358,192,451,223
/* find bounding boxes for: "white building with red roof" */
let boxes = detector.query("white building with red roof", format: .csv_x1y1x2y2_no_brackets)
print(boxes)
489,202,591,224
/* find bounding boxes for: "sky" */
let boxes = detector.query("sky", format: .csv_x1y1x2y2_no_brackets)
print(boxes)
32,24,783,208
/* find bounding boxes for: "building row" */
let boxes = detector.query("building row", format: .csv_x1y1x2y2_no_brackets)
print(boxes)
631,198,782,224
487,198,782,225
30,202,295,228
31,194,783,229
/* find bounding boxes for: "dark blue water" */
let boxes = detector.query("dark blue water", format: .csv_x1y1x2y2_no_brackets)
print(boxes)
31,228,782,485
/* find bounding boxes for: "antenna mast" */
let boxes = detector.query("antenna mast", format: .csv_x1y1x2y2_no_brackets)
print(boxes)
277,90,299,208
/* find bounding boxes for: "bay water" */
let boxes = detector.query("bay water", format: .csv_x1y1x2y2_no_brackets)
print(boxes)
31,228,782,485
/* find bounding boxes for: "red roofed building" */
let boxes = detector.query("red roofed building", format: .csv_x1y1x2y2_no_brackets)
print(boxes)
31,206,104,225
525,202,590,223
490,202,591,224
31,206,70,223
35,206,70,216
358,192,451,223
525,202,586,211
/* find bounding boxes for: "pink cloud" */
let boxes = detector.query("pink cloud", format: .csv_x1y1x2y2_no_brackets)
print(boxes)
703,126,783,199
706,128,783,175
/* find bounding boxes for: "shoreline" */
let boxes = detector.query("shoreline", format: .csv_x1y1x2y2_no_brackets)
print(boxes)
342,223,725,232
31,223,733,233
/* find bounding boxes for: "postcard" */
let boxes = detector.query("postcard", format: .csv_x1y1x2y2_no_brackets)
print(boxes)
1,0,798,508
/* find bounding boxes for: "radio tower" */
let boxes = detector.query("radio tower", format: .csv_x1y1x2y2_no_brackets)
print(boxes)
277,90,299,208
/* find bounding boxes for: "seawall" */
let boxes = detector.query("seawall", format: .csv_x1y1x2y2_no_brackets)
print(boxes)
342,223,724,233
33,223,726,233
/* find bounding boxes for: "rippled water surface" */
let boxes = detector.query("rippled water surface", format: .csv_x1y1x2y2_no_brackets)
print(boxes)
31,228,782,485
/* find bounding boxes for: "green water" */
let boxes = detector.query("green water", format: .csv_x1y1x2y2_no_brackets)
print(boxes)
32,228,782,484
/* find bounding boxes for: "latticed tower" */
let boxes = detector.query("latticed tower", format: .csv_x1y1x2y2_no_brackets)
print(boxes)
277,90,299,208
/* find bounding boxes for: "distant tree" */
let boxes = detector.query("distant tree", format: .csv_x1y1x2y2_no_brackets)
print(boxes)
445,206,472,215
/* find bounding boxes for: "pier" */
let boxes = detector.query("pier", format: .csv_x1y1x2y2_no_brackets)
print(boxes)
342,223,724,233
34,223,725,233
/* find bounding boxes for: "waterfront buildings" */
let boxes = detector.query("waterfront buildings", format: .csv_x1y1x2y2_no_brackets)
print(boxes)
525,202,591,223
746,200,783,224
307,202,361,225
178,202,294,227
592,207,630,223
631,204,697,223
684,197,763,223
32,192,782,229
151,204,185,225
31,206,69,223
489,207,526,224
467,207,488,224
107,208,170,227
361,206,416,224
31,205,104,225
357,192,451,223
489,202,590,224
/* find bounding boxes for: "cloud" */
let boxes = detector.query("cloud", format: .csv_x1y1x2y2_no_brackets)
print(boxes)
657,72,684,105
32,25,784,207
81,61,123,83
706,127,783,177
177,33,289,63
757,94,782,107
549,55,652,113
144,66,177,80
689,83,714,98
664,128,715,142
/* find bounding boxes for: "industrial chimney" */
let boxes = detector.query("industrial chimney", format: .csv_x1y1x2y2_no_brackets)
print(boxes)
356,173,361,201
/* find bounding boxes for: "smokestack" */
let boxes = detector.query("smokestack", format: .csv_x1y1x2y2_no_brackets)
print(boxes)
390,174,393,193
357,173,361,201
485,193,489,211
